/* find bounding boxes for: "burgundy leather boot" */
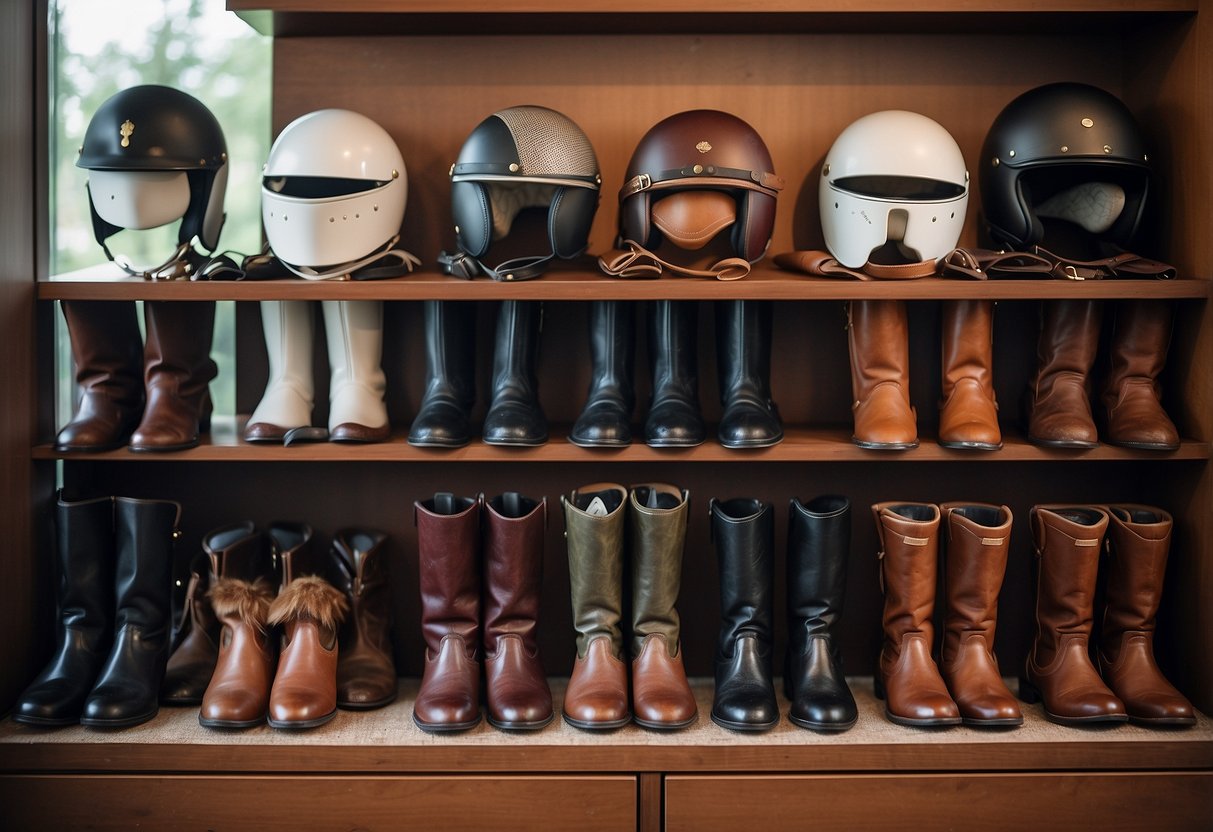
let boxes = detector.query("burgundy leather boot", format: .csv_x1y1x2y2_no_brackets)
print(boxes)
332,528,397,710
55,300,144,451
413,493,483,732
483,493,553,730
129,300,218,452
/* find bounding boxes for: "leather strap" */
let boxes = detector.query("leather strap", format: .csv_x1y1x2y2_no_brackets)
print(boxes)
620,167,783,200
438,250,553,282
598,240,750,281
1033,245,1176,281
277,236,421,281
940,248,1055,280
772,250,935,280
237,245,421,282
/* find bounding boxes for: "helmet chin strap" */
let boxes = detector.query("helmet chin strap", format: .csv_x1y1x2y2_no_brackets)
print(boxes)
598,239,751,281
278,235,421,281
105,239,196,280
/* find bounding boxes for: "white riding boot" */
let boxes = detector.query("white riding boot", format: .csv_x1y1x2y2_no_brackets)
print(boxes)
245,300,315,442
323,299,390,442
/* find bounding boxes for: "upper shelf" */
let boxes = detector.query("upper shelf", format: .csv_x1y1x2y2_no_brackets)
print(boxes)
226,0,1198,36
39,262,1213,302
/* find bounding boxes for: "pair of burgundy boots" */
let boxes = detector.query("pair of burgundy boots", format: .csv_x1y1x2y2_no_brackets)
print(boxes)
412,492,552,732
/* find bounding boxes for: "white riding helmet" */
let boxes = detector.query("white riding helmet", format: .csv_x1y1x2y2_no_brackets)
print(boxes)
820,110,969,268
262,109,408,278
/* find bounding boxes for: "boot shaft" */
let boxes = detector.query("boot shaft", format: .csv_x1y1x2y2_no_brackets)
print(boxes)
710,497,775,652
421,300,478,407
629,483,689,656
562,483,627,658
1033,299,1102,393
142,300,218,396
330,528,392,652
786,495,850,648
649,299,700,401
715,300,773,403
585,300,635,403
940,502,1011,662
267,522,326,587
940,299,995,398
1101,504,1172,653
848,300,911,398
321,299,388,433
490,300,542,401
872,501,939,645
483,492,546,653
112,497,181,632
414,493,482,653
61,300,144,403
1103,300,1173,394
54,493,118,637
1029,504,1108,663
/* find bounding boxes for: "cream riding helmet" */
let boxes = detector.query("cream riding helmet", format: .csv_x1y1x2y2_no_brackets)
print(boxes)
820,110,969,269
262,108,418,279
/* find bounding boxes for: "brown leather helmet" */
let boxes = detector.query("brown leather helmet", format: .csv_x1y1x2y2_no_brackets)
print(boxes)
619,110,783,264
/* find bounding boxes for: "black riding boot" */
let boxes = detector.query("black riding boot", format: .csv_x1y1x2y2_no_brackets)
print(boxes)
645,300,705,447
483,300,546,446
408,300,478,448
710,497,778,731
716,300,783,448
81,497,180,728
570,301,635,447
785,495,858,731
12,494,116,726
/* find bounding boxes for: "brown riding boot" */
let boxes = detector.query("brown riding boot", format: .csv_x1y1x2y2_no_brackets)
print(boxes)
939,503,1022,726
129,300,218,452
198,535,279,730
872,502,959,727
483,493,553,730
561,483,630,730
1021,505,1126,725
162,522,267,706
266,575,348,730
331,528,397,711
1026,300,1102,448
629,484,697,730
938,300,1001,450
1099,505,1195,726
848,301,917,449
55,300,144,451
413,493,483,732
1101,301,1180,450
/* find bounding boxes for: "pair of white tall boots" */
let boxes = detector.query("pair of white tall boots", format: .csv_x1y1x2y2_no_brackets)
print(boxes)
245,300,390,443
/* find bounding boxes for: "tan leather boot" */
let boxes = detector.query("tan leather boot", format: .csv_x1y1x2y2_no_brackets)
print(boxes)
629,484,697,730
848,301,917,449
939,503,1022,726
872,502,959,727
1026,300,1102,448
1022,505,1126,725
266,575,347,729
561,483,630,730
1101,301,1180,450
1099,504,1195,726
331,528,397,711
938,300,1001,450
413,493,483,732
483,493,553,730
198,577,277,729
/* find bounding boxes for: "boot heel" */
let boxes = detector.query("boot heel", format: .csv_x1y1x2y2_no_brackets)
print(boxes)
1018,676,1041,704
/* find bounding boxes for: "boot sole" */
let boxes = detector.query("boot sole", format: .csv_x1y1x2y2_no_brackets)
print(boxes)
567,436,632,448
633,713,699,731
562,712,632,731
80,709,159,729
407,438,471,449
884,708,962,728
718,436,784,449
645,439,706,448
1039,710,1129,727
10,712,81,728
267,709,337,730
337,692,399,711
128,440,201,453
960,716,1024,728
710,712,780,732
199,715,266,730
488,712,555,731
1127,715,1197,727
853,439,919,450
937,440,1003,451
1026,436,1098,450
1105,440,1181,452
787,714,857,732
413,712,483,733
481,438,549,447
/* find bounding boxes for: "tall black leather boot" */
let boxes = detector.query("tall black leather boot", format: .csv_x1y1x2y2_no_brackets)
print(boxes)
716,300,783,448
81,497,180,728
570,301,635,447
12,494,116,726
785,495,858,731
710,497,778,731
483,300,546,446
408,300,478,448
645,300,705,447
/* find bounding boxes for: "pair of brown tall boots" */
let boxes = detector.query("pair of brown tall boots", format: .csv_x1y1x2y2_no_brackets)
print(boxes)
873,502,1021,727
561,483,697,731
1022,504,1194,726
847,298,1177,451
413,492,552,732
166,522,395,729
56,300,218,452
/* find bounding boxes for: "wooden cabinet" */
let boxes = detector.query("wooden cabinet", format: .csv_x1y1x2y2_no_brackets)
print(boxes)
2,2,1211,830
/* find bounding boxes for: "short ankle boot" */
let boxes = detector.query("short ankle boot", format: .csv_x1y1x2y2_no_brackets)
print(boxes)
245,300,316,442
716,300,783,448
872,502,960,727
561,483,630,730
939,503,1022,726
413,493,483,732
785,495,857,732
645,300,705,447
630,484,697,730
1101,301,1180,450
129,301,217,452
710,497,778,732
267,575,348,730
1021,505,1126,725
1026,300,1102,448
483,300,546,446
13,494,116,726
1099,504,1194,726
331,528,397,710
938,299,1001,450
55,301,144,451
848,301,917,449
570,301,636,448
323,300,390,443
408,300,477,448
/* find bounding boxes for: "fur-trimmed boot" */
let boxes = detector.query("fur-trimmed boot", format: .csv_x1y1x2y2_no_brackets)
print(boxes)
266,575,348,730
199,577,277,729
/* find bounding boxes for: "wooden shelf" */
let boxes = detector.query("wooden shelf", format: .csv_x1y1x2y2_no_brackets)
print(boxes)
38,263,1212,302
33,420,1212,463
3,678,1210,775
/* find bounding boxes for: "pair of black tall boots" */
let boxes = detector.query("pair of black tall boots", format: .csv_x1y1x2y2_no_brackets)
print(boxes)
571,300,782,448
710,495,856,732
14,492,180,728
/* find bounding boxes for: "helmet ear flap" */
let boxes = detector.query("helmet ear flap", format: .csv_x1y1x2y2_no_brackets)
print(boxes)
621,192,657,248
549,186,597,259
85,181,124,248
181,167,227,252
452,179,492,258
732,191,775,262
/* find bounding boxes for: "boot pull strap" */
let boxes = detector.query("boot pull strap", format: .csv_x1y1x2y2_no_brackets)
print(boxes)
708,497,718,543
